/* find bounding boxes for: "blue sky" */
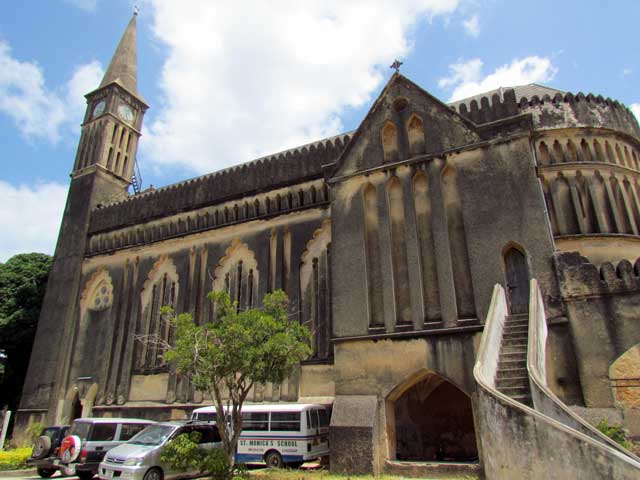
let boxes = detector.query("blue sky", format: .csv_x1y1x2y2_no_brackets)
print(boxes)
1,0,639,261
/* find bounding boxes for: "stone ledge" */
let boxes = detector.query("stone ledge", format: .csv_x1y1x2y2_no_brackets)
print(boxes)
384,460,481,478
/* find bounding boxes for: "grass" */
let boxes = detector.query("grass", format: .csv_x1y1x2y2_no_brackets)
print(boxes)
245,468,478,480
0,447,31,471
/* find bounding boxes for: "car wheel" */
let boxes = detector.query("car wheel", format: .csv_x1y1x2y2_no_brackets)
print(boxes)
60,465,75,477
264,450,283,469
36,468,55,478
32,436,52,459
77,472,94,480
143,467,163,480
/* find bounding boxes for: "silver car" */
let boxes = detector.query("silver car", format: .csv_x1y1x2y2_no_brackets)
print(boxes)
97,422,222,480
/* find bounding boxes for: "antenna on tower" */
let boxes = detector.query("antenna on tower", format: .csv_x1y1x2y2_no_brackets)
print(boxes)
133,4,140,16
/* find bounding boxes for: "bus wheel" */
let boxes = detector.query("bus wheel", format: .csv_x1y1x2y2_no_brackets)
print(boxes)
265,451,283,468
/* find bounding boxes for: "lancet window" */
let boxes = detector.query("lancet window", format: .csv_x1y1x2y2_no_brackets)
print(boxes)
135,256,178,372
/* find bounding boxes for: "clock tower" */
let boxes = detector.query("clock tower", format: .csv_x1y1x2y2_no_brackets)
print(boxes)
18,12,149,425
73,11,147,198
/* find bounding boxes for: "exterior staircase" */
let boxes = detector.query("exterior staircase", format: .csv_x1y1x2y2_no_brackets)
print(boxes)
496,312,532,406
475,282,640,478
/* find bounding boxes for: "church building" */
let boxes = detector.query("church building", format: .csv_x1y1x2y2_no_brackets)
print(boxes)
17,13,640,478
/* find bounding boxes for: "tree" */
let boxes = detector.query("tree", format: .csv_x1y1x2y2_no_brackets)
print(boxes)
0,253,53,412
161,289,311,469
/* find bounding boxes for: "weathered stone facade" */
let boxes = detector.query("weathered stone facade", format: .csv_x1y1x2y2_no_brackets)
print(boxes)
17,14,640,475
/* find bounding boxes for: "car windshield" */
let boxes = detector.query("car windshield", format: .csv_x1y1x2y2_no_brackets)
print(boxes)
69,422,91,441
128,425,175,446
41,428,59,441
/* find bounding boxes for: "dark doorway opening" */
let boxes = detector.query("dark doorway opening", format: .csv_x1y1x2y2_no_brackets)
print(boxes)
393,374,478,462
71,395,82,421
504,246,529,314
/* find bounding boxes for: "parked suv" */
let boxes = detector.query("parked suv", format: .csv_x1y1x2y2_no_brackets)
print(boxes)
26,424,70,478
98,421,222,480
58,418,154,480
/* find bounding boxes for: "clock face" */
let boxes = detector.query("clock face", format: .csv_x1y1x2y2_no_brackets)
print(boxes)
117,104,135,124
92,100,106,118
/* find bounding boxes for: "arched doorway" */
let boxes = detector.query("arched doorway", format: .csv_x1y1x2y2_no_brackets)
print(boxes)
71,394,83,421
504,246,529,314
388,372,478,462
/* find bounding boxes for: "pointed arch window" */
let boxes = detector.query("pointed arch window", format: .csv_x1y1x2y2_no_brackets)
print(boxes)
135,256,179,372
300,220,332,361
212,239,259,312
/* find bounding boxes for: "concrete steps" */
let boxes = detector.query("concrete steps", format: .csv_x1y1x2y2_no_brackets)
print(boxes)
496,313,532,407
384,460,481,478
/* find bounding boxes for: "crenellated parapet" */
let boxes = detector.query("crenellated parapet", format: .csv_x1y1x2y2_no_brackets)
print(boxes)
554,251,640,298
87,178,329,255
89,132,352,234
451,90,640,140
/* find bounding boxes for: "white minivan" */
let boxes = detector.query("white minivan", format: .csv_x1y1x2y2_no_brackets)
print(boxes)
191,403,330,468
98,421,221,480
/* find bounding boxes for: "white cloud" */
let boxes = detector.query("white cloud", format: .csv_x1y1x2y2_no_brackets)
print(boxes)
631,103,640,123
0,181,67,262
65,61,104,134
462,14,480,37
622,68,632,77
439,56,558,102
0,40,103,144
63,0,99,12
141,0,460,175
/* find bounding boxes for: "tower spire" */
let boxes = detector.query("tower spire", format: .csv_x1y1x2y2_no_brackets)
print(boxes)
100,13,139,96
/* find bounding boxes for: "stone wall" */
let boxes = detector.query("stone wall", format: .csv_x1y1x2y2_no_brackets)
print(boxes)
554,252,640,415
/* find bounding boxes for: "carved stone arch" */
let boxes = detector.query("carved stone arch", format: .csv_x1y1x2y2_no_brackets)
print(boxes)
538,141,551,165
385,368,478,462
566,139,579,163
362,182,384,327
136,255,179,371
300,219,332,284
386,176,411,325
141,255,179,308
441,165,476,319
412,169,440,323
80,268,114,313
502,242,530,314
406,113,426,157
300,220,332,360
593,138,606,163
381,120,399,162
212,239,259,311
552,139,566,163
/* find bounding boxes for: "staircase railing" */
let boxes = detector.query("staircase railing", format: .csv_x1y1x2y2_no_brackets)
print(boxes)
473,283,640,479
527,278,640,461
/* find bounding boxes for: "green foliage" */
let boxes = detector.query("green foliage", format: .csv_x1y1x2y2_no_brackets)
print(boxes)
26,422,44,444
160,433,231,480
162,289,311,471
0,447,31,471
0,253,53,411
159,432,206,472
596,418,631,449
201,447,232,480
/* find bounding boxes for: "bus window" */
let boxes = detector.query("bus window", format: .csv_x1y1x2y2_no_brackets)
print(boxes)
318,409,329,428
270,412,300,432
196,412,217,422
307,410,319,429
242,412,268,431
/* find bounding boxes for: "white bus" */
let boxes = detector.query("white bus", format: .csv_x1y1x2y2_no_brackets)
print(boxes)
191,403,330,468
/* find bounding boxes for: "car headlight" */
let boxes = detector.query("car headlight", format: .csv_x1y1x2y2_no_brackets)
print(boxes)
123,457,144,466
